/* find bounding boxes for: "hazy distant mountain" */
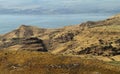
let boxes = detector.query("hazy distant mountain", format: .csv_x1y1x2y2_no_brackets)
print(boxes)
0,7,120,15
0,0,120,15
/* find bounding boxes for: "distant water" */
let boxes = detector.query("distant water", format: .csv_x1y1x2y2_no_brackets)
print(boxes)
0,13,112,34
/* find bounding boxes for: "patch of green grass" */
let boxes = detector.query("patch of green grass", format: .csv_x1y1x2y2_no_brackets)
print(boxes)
109,61,120,66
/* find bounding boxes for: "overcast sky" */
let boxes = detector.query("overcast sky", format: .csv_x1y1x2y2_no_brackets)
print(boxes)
0,0,120,14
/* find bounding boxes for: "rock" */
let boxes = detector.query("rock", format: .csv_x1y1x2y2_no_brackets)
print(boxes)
115,39,120,44
0,37,47,52
53,32,74,43
78,43,120,56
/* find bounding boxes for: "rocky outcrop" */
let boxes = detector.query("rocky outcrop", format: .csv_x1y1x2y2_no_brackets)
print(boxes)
20,37,47,51
0,37,47,52
115,39,120,44
78,39,120,56
50,32,75,43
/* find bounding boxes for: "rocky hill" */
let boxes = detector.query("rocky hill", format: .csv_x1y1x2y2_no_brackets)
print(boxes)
1,25,46,39
0,14,120,74
0,14,120,61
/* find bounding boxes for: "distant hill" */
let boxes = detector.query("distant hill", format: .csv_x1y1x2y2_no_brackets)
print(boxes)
1,25,46,39
0,14,120,61
0,14,120,74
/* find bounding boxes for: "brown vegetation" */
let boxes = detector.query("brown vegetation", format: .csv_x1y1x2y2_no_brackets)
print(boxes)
0,50,120,74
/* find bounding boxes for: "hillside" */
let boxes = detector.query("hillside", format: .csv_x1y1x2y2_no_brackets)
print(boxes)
0,14,120,73
0,50,120,74
0,14,120,58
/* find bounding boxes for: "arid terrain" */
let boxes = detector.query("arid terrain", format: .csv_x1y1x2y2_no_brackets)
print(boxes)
0,14,120,74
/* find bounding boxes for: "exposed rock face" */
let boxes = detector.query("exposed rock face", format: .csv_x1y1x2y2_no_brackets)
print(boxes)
50,32,75,43
20,37,47,51
0,37,47,52
78,45,120,56
78,39,120,56
115,39,120,44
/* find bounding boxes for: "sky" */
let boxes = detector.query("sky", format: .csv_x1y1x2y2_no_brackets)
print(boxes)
0,0,120,14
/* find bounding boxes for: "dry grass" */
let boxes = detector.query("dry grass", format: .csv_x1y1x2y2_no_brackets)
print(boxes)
73,25,120,51
0,50,120,74
0,24,120,74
